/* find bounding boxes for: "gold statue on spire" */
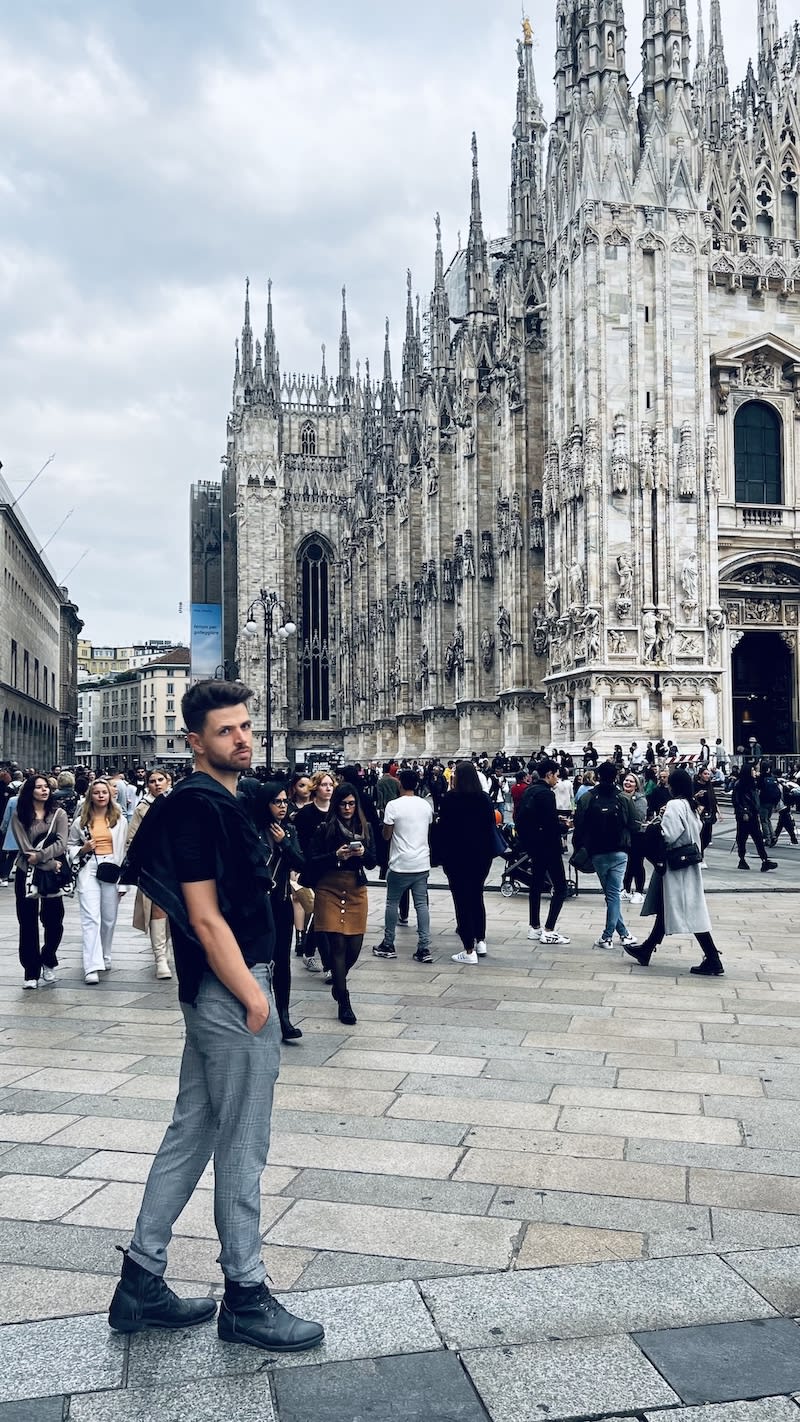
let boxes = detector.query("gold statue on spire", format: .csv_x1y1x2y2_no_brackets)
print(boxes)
522,14,533,45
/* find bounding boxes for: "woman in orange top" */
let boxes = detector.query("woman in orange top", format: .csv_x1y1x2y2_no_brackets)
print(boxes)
68,778,129,983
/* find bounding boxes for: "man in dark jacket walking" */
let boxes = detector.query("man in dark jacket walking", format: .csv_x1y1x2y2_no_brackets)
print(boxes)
516,759,571,946
574,760,637,950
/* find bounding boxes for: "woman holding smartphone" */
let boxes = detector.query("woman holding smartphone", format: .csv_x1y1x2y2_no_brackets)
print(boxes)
68,778,128,983
305,781,375,1025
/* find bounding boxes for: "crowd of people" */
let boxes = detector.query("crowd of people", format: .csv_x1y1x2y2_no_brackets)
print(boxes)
1,678,796,1361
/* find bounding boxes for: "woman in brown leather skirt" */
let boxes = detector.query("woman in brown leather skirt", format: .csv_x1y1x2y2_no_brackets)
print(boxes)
305,781,375,1025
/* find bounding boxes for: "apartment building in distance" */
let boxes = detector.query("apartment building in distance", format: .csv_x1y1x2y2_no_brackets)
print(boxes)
75,647,190,769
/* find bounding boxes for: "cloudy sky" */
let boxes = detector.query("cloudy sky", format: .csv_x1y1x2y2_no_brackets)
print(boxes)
0,0,765,645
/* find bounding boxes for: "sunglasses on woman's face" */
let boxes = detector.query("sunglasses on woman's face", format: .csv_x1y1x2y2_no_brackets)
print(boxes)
272,798,288,805
339,798,356,808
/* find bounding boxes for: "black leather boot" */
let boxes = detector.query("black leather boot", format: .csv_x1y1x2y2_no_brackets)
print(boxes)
337,990,357,1026
108,1248,216,1333
218,1280,325,1353
294,930,306,956
279,1009,303,1041
624,940,655,967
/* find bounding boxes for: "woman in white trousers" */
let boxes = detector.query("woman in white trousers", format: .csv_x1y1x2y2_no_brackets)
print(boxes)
69,779,128,983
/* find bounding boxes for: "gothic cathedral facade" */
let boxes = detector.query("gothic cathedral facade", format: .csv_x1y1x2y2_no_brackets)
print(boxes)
204,3,800,763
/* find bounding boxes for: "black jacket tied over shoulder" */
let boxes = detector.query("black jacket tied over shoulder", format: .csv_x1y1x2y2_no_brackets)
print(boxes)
123,772,275,1004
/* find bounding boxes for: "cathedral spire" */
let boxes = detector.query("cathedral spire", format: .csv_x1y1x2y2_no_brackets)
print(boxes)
696,0,706,64
402,270,421,412
639,0,691,127
758,0,779,86
241,277,253,379
382,319,394,439
466,133,489,314
511,20,547,250
338,285,351,395
706,0,729,143
263,278,279,402
430,212,451,375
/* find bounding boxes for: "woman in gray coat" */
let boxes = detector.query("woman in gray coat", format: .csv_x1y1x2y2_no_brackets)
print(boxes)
624,768,723,976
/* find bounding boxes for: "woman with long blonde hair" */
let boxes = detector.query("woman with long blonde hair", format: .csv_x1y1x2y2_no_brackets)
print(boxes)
127,767,173,979
68,778,129,983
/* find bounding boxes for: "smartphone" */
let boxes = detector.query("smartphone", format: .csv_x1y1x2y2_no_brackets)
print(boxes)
349,839,363,851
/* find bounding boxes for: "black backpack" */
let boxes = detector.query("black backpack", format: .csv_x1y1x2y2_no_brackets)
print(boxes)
583,790,627,854
761,776,782,807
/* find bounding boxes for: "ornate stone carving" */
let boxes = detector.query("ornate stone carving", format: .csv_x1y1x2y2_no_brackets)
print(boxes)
705,426,720,495
584,607,600,660
463,529,476,578
673,699,703,729
730,630,745,650
742,354,776,388
412,580,423,620
653,422,669,491
615,552,633,619
656,608,675,662
739,564,800,586
611,413,629,494
569,559,585,608
584,418,601,491
608,628,629,654
780,631,795,647
480,628,495,670
442,558,454,602
677,421,696,498
424,560,438,603
529,489,544,549
496,491,510,556
388,656,402,692
706,607,725,662
414,644,429,692
568,424,584,499
680,551,699,619
496,605,512,655
545,571,560,620
606,699,636,728
744,597,781,623
480,531,495,580
642,606,658,661
453,536,464,585
677,632,702,657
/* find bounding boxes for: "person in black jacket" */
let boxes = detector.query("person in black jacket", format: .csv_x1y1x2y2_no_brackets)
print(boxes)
109,678,323,1356
239,779,305,1042
436,760,497,964
516,758,570,946
573,761,638,950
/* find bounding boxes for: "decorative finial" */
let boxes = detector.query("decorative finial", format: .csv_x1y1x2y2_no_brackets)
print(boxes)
471,131,478,164
522,14,533,46
407,267,412,295
435,211,441,242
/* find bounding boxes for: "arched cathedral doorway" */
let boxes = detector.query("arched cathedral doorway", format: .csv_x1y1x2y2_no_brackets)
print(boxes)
732,631,794,754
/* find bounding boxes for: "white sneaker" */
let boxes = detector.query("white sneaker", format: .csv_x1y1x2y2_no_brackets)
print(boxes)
593,936,613,950
304,952,322,973
475,941,488,956
451,950,478,964
630,892,644,904
527,926,541,941
22,979,37,990
619,934,639,948
103,958,112,970
620,890,631,902
540,930,571,945
41,967,57,984
84,971,100,984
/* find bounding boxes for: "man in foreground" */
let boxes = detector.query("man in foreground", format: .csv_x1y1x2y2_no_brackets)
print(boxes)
108,679,323,1354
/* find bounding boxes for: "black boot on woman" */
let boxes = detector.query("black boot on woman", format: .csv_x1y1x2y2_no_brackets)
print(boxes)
279,1010,303,1041
624,939,656,967
337,990,357,1026
690,936,724,976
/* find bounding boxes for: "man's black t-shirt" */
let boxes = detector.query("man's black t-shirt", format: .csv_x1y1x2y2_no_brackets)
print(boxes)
169,790,273,997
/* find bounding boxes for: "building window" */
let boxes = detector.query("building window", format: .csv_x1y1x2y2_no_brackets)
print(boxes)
735,400,782,504
43,665,48,705
166,682,174,694
10,640,17,687
166,716,175,732
299,539,330,721
300,421,316,456
23,651,29,695
166,699,174,712
34,659,40,699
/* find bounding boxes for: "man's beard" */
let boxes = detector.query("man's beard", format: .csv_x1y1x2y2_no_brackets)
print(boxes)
205,747,252,773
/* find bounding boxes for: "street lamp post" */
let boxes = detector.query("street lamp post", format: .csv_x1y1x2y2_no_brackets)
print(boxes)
242,590,296,771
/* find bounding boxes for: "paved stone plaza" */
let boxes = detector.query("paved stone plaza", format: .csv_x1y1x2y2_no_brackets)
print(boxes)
1,829,800,1419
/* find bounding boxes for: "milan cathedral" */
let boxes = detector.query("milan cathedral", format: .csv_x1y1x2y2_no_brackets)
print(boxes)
192,2,800,762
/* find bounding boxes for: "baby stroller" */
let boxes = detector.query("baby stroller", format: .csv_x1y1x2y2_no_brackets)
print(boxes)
500,843,579,898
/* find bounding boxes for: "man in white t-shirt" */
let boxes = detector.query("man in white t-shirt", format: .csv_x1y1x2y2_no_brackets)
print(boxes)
372,768,433,963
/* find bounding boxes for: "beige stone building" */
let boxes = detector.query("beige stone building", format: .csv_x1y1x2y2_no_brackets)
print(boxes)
200,3,800,763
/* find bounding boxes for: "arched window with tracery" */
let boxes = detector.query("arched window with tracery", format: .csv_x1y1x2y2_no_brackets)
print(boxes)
300,421,316,456
735,400,782,505
298,539,331,721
